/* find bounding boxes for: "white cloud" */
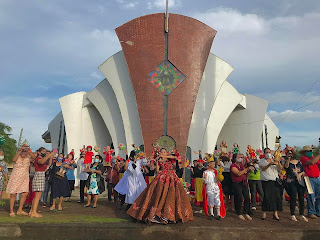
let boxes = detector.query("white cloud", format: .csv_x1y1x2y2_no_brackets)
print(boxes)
256,91,320,105
194,8,268,35
268,110,320,122
147,0,181,10
192,8,320,92
116,0,139,9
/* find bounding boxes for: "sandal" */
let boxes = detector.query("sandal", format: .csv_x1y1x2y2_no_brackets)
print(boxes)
9,212,16,217
17,211,28,216
58,205,62,211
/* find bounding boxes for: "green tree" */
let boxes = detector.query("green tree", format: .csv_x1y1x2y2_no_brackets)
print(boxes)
0,122,17,163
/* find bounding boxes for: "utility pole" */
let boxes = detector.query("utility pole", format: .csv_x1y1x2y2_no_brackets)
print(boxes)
17,128,23,148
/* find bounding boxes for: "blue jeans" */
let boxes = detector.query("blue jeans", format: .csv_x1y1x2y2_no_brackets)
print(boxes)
40,180,51,204
306,177,320,215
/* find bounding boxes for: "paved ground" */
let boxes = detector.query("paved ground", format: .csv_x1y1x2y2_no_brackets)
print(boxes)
0,189,319,239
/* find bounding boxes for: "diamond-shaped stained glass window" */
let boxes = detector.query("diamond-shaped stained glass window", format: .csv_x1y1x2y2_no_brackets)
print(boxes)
147,60,186,95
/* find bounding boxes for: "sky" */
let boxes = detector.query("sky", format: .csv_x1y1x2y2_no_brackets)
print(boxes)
0,0,320,151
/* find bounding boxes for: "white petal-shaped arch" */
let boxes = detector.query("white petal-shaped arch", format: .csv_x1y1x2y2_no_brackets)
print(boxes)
202,81,244,153
98,51,143,152
86,79,127,158
216,94,269,153
188,53,234,160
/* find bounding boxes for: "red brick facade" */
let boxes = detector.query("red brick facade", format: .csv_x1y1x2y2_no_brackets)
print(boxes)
116,13,216,156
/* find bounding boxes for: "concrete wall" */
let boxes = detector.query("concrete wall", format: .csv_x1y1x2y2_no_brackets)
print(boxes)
216,94,271,154
188,53,234,160
263,113,279,150
86,79,127,158
98,51,143,153
202,81,244,154
48,111,64,152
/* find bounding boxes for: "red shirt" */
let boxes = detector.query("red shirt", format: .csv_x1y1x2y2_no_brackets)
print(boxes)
230,163,247,182
34,157,47,172
300,156,320,178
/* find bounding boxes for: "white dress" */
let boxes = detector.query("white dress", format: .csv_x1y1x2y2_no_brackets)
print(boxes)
203,170,221,207
114,159,148,204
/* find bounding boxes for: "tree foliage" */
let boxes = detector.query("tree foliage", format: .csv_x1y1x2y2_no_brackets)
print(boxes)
0,122,17,163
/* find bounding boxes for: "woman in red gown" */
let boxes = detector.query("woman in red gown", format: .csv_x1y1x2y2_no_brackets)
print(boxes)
127,148,194,224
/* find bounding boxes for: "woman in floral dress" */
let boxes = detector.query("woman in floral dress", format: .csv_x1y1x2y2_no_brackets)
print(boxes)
6,147,36,217
127,148,194,224
84,156,105,208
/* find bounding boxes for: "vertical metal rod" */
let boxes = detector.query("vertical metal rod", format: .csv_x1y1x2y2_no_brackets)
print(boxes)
261,131,264,149
17,128,23,148
165,0,169,33
164,95,168,135
163,0,169,136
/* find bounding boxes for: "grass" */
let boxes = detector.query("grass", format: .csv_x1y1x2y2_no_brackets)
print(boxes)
0,214,127,224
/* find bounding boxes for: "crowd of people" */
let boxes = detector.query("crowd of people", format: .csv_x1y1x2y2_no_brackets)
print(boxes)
1,140,320,224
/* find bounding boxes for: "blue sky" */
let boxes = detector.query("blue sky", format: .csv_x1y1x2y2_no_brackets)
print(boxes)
0,0,320,151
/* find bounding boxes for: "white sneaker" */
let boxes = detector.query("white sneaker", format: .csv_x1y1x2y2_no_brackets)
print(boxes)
290,215,297,222
300,215,308,222
251,207,257,210
245,214,252,221
238,215,245,220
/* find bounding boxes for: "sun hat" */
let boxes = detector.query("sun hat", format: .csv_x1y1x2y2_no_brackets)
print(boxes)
299,145,312,153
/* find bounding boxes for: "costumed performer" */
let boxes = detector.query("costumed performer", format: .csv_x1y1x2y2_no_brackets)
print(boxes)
127,148,194,224
114,150,148,210
202,157,226,220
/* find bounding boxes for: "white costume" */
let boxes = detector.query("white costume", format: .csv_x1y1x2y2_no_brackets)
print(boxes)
203,170,221,207
115,158,148,204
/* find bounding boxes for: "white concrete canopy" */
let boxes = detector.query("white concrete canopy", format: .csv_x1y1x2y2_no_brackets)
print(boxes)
202,81,244,154
188,53,234,160
98,51,143,152
86,79,127,158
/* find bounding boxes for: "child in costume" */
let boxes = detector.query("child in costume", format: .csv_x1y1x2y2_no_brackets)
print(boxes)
202,157,226,220
103,146,114,165
83,146,94,168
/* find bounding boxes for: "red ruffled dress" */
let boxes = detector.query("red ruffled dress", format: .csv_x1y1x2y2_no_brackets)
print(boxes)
127,159,194,223
84,151,93,164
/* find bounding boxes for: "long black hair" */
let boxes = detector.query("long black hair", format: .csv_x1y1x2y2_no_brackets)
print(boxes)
129,150,136,161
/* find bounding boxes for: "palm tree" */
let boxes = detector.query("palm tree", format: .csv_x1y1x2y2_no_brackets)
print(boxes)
0,122,11,134
0,122,17,163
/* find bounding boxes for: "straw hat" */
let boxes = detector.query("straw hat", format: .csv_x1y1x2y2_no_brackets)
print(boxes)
299,145,312,153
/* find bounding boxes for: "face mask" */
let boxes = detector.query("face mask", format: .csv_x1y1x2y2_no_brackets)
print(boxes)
41,153,46,158
236,158,242,163
94,158,99,163
306,152,313,157
112,159,116,163
0,156,4,160
57,157,63,162
265,153,272,159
